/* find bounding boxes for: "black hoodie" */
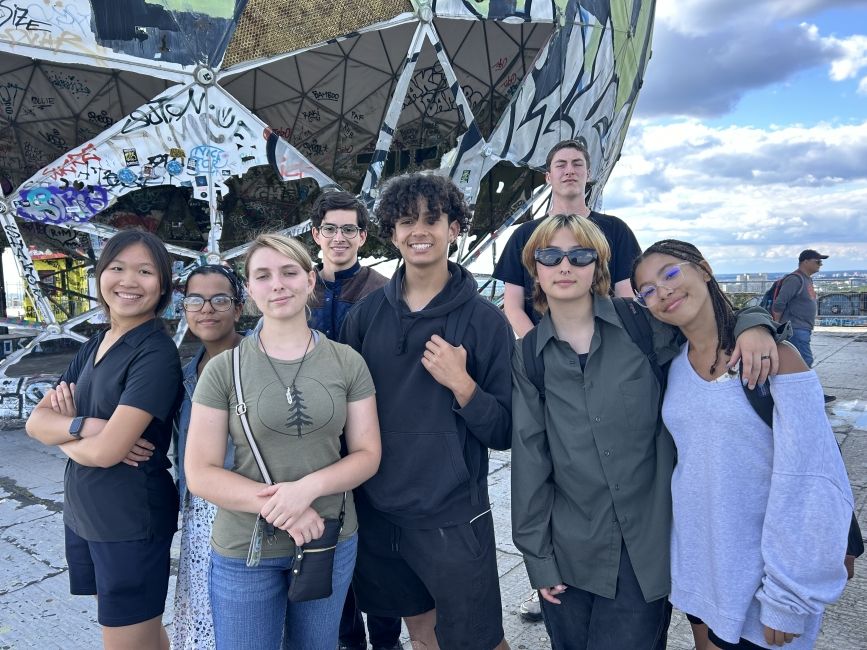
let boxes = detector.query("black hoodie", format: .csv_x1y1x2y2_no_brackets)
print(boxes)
341,262,513,528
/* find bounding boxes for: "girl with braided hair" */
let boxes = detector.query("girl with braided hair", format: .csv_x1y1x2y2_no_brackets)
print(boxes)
632,240,853,650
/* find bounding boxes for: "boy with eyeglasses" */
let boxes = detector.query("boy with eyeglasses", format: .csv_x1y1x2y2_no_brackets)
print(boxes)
309,191,389,341
306,191,398,650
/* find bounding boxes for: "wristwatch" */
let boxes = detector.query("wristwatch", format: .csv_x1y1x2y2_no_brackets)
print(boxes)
69,416,86,439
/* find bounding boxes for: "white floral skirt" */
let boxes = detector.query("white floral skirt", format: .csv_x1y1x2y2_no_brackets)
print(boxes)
171,494,218,650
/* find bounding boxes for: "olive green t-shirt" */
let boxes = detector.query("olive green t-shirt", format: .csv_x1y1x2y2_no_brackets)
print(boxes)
193,333,374,558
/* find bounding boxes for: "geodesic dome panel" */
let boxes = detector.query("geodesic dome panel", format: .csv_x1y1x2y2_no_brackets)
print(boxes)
0,0,656,394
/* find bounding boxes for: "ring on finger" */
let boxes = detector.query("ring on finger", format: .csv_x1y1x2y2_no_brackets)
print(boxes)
760,355,771,360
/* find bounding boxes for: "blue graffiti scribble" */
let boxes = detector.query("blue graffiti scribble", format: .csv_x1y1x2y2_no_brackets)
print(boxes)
118,168,137,184
188,145,228,173
166,160,183,176
15,185,109,224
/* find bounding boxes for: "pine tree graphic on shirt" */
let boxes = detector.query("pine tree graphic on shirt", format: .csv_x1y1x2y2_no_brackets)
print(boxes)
286,387,313,436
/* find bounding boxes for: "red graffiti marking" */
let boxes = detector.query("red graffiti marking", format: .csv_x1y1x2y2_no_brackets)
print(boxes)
492,56,508,71
43,143,101,181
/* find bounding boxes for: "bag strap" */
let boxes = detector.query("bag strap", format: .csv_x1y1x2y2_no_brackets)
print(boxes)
233,345,273,485
521,328,545,401
612,297,666,389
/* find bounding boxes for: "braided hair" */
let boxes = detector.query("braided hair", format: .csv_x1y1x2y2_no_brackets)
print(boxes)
631,239,736,376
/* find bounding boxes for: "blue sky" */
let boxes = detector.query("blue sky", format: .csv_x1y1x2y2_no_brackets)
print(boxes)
602,0,867,274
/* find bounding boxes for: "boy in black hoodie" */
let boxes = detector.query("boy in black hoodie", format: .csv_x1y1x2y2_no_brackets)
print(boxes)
341,174,513,650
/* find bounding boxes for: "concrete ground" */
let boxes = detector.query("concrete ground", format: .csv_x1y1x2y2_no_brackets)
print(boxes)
1,328,865,649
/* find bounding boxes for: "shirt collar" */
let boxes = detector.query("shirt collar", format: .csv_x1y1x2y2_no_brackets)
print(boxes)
532,294,624,356
116,318,162,349
319,261,361,283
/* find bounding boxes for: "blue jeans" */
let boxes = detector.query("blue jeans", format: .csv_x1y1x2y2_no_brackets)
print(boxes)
790,327,814,367
539,544,669,650
209,534,357,650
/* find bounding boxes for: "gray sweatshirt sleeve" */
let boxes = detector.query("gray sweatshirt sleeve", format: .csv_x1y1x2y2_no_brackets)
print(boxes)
510,340,562,588
756,370,854,634
771,275,802,317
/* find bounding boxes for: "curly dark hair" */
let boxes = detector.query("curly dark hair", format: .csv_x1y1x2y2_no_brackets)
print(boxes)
374,173,471,239
631,239,736,376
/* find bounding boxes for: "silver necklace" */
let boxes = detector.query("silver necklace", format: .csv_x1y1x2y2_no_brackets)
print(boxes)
257,330,314,406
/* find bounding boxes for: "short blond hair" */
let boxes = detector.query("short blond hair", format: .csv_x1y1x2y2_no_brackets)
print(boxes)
243,233,314,279
521,214,611,314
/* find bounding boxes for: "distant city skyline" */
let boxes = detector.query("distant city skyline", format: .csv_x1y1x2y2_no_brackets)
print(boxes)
601,0,867,275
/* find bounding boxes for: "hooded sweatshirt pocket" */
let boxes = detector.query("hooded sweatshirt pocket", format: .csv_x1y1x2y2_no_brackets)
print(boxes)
363,430,470,516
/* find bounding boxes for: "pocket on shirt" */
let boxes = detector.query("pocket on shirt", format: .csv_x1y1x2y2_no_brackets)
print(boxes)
618,375,659,431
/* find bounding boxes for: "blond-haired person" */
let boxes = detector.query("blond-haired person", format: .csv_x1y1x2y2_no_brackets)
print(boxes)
185,234,381,650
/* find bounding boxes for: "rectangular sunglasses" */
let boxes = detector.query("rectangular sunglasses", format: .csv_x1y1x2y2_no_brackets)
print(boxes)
534,247,598,267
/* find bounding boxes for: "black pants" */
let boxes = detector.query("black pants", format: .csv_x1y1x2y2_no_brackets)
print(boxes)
339,585,401,648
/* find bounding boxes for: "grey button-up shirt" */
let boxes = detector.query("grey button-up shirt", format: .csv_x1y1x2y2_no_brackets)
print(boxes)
511,296,777,602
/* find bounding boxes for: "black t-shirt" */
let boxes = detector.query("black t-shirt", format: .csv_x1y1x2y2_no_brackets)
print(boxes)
492,212,641,325
61,318,182,542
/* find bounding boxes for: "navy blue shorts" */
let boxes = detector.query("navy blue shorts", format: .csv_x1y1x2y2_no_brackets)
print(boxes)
65,525,173,627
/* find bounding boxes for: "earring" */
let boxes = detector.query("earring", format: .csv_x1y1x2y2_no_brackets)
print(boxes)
304,303,312,322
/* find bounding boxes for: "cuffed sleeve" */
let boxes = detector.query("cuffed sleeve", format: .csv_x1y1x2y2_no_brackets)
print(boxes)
756,371,854,633
510,339,561,588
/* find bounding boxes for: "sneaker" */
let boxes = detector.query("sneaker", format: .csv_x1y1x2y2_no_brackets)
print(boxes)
824,394,837,403
519,590,543,623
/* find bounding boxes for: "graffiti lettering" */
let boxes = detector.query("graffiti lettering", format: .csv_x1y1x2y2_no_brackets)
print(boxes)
46,71,91,98
301,109,321,122
87,110,115,127
0,1,51,32
43,143,101,181
350,110,364,122
121,88,206,135
188,145,228,173
30,95,54,110
299,139,328,157
41,128,68,150
16,185,109,224
312,89,340,101
0,81,25,115
492,56,509,71
2,222,44,299
213,106,235,129
270,127,292,140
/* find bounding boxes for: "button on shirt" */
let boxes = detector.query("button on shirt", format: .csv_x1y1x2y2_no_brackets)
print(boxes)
511,298,780,602
511,296,678,602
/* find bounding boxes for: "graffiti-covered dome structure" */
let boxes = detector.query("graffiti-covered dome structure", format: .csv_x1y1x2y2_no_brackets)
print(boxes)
0,0,655,412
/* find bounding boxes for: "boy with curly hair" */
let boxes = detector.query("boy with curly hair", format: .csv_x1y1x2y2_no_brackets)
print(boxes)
341,173,513,650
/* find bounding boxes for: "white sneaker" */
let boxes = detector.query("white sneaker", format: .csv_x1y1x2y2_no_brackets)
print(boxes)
519,590,543,623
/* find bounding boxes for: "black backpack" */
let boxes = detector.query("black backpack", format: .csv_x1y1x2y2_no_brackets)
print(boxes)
521,298,863,558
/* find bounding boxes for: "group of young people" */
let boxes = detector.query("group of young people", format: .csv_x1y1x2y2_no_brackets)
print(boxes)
25,138,857,650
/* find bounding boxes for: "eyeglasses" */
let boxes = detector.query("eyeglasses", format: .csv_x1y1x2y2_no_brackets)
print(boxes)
182,294,237,312
634,262,690,308
812,259,823,266
534,247,598,267
317,224,362,239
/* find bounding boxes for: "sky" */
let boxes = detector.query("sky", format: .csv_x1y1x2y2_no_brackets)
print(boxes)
600,0,867,274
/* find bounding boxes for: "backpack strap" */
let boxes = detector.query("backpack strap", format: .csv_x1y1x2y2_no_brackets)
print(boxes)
611,297,665,389
739,371,774,428
521,327,545,401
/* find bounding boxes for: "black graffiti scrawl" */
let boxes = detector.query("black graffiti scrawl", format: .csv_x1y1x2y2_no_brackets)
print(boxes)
88,0,248,68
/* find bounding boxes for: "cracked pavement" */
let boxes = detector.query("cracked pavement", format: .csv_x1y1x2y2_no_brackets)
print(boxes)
0,330,865,649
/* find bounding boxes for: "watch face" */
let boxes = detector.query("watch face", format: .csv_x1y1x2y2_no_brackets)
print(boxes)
69,417,84,436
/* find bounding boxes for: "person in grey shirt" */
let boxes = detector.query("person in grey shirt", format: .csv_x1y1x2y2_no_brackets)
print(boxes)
510,215,780,650
771,249,834,402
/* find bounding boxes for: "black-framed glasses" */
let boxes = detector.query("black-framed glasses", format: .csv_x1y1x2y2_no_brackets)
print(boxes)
317,224,362,239
634,262,690,308
182,294,237,312
534,247,598,267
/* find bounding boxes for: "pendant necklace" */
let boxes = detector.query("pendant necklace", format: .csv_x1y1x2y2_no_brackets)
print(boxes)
258,330,314,406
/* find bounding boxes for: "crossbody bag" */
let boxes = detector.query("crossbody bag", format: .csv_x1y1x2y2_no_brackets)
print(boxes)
231,345,345,601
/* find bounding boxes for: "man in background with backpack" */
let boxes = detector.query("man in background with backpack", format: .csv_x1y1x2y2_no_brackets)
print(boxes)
341,173,514,650
772,249,835,402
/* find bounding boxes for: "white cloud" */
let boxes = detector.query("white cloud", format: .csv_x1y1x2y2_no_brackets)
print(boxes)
641,3,867,117
601,119,867,272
